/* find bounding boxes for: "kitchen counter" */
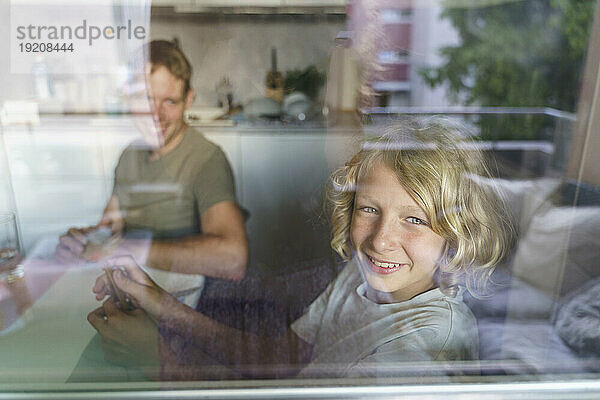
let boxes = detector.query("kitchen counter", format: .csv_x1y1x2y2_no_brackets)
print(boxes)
21,114,359,133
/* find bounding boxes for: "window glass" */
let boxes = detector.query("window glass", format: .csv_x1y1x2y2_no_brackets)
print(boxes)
0,0,599,397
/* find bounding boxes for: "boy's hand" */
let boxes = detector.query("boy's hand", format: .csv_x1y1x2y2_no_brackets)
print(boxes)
87,297,161,375
93,255,170,321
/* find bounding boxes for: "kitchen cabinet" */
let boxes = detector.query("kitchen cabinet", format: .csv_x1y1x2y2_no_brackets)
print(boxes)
2,117,137,251
238,134,335,272
205,127,359,275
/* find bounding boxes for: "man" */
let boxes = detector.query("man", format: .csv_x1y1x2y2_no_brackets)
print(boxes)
56,40,247,281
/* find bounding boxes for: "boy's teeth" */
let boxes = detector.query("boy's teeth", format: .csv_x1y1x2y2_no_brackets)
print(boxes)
369,257,400,268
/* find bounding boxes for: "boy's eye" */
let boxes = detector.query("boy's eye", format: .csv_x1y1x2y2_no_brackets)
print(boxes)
359,206,377,214
406,216,427,225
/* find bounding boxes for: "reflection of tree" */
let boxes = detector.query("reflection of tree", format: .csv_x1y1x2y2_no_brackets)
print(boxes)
421,0,595,140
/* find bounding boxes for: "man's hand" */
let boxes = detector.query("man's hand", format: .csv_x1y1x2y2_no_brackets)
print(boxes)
87,297,162,376
54,226,95,264
55,195,125,265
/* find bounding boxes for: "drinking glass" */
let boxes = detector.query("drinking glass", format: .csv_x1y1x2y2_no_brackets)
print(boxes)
0,212,21,276
0,212,27,331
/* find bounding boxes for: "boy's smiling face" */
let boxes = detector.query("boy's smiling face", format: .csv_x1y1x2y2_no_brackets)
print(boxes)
350,162,446,303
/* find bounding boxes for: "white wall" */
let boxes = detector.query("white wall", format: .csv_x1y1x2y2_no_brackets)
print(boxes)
0,138,15,214
0,0,36,104
410,3,461,107
0,0,19,213
150,15,344,105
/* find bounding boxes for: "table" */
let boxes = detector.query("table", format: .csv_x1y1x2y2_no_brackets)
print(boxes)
0,236,203,383
0,236,149,383
0,259,102,383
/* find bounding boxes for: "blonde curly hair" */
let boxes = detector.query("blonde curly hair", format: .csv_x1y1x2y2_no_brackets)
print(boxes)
328,118,514,297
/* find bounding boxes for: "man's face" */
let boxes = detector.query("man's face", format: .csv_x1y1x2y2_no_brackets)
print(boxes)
146,64,193,149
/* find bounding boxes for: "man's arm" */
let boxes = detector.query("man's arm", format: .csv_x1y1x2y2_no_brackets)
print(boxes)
99,195,124,233
146,201,248,280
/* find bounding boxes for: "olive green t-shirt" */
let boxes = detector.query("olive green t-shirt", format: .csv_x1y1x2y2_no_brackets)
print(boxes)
113,127,236,239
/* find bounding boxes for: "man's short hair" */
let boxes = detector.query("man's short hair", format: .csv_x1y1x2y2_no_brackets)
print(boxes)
148,40,193,95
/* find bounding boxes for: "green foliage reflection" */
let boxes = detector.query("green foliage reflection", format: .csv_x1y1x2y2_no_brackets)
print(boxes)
421,0,595,140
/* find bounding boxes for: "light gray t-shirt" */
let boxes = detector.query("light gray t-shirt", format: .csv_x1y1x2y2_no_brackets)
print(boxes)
292,258,479,378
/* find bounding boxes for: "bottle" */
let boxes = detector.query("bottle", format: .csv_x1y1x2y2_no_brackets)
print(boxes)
217,77,233,112
32,56,54,100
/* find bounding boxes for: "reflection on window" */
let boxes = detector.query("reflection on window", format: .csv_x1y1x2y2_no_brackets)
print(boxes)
0,0,599,397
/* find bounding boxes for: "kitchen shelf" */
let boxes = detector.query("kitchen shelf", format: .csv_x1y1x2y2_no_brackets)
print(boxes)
371,81,411,92
152,0,347,14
